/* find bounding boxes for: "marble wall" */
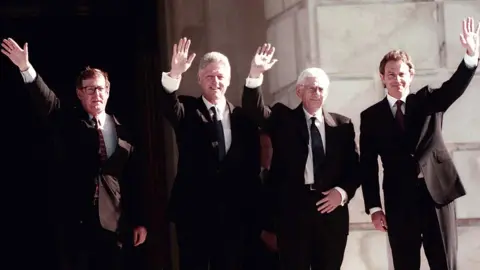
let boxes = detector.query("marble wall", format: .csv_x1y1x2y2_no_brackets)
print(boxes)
263,0,480,269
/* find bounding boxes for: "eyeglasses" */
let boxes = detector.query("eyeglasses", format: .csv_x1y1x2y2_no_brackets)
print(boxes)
300,85,325,94
82,86,109,95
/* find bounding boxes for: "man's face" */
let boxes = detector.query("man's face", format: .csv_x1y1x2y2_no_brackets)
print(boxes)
260,134,272,169
76,75,110,116
198,62,231,103
296,76,328,113
381,60,414,99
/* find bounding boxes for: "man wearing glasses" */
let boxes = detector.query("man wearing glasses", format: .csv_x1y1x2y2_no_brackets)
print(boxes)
242,44,360,270
1,38,148,270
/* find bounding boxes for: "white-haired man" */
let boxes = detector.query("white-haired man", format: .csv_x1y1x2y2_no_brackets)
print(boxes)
158,38,261,269
242,44,360,270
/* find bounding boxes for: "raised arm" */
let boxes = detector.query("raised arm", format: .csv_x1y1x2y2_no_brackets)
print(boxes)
241,43,278,132
158,37,196,130
420,17,479,113
1,38,60,117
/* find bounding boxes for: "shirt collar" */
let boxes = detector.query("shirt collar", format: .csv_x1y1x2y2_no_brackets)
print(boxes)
386,89,408,108
89,111,107,127
303,107,324,122
202,95,227,114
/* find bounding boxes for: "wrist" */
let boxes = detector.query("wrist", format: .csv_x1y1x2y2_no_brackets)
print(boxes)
248,71,262,79
19,63,31,72
466,48,478,57
168,70,182,79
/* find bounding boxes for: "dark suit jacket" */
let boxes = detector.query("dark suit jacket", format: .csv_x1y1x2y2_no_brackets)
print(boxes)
158,88,261,225
242,86,360,232
257,168,275,233
360,59,477,213
25,75,146,236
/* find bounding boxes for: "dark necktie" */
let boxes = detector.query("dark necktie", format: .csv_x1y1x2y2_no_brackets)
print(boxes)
310,117,325,177
210,107,226,161
395,100,420,175
395,100,405,131
93,118,108,205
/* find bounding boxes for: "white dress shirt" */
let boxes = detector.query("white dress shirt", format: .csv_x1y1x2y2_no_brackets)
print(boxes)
303,109,326,185
92,112,117,158
161,72,232,152
20,66,118,158
245,76,348,206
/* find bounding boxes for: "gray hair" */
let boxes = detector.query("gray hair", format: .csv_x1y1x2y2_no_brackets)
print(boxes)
296,67,330,89
198,51,231,73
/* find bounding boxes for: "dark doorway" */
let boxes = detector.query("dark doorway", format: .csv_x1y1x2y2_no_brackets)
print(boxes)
0,0,170,269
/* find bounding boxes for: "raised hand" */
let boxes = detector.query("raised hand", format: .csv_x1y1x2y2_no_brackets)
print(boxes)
249,43,278,78
169,37,196,78
1,38,30,71
460,17,480,57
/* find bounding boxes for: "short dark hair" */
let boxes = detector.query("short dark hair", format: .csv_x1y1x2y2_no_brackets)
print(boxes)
75,66,110,89
379,50,415,75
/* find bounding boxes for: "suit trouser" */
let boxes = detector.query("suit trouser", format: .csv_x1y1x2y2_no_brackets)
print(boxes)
175,216,246,270
386,180,457,270
276,188,349,270
63,208,131,270
243,229,280,270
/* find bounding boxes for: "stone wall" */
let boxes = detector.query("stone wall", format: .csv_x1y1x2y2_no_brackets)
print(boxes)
263,0,480,269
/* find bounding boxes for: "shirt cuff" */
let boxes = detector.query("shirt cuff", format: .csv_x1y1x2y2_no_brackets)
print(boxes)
20,64,37,83
463,52,479,68
369,207,383,215
334,187,348,206
245,74,264,89
161,72,181,93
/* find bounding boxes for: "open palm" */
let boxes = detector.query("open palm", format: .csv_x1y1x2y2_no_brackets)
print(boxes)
1,38,30,71
170,37,196,78
460,17,480,57
249,43,278,78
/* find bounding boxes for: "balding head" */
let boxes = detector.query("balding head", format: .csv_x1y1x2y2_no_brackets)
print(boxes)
295,67,330,115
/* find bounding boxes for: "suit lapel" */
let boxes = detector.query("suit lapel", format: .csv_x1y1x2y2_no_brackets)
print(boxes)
194,97,219,156
294,105,309,146
103,115,132,167
226,101,235,149
112,115,132,152
323,110,337,159
405,95,428,151
196,97,212,124
380,97,395,122
377,97,399,138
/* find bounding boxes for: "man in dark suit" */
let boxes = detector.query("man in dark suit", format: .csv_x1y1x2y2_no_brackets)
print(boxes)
359,17,479,270
1,38,148,270
159,37,261,269
242,43,360,270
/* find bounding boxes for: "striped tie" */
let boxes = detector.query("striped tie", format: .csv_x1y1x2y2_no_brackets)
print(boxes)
96,119,108,162
93,118,107,205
